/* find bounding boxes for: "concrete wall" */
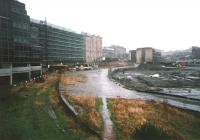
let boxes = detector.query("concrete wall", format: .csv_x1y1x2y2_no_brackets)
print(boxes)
128,51,131,61
129,50,136,63
0,64,42,85
136,49,142,64
136,48,154,64
145,48,153,63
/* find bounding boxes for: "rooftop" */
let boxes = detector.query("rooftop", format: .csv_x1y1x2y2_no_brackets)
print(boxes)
30,18,80,34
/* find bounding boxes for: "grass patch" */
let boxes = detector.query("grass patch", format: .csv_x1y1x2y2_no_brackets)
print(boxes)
96,98,104,133
0,73,95,140
107,98,200,140
96,98,103,111
107,99,121,139
61,74,85,85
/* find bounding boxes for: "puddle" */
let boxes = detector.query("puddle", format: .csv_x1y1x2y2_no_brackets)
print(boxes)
101,97,114,140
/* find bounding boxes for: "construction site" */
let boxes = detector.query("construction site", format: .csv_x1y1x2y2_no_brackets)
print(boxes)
111,64,200,100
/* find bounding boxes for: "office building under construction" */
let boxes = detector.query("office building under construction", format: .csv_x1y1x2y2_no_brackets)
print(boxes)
0,0,85,85
31,19,85,67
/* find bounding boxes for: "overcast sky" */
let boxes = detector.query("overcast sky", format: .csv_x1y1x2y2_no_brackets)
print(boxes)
19,0,200,51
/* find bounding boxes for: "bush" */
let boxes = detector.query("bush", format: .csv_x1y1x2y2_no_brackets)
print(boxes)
35,77,45,83
133,123,175,140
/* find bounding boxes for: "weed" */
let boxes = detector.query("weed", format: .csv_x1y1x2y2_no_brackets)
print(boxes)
108,98,200,140
133,123,175,140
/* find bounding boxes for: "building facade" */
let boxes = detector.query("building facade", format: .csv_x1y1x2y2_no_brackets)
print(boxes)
136,47,161,64
102,47,115,59
192,46,200,59
102,45,126,60
128,50,136,63
0,0,42,85
31,19,85,66
0,0,12,64
84,33,102,64
109,45,126,59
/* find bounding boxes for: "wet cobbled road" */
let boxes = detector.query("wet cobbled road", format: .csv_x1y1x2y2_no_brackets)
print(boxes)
65,69,200,112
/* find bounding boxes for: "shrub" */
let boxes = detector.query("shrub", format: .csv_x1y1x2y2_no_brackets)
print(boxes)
133,123,175,140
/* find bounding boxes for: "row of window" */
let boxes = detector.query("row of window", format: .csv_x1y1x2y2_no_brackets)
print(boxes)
14,36,29,44
47,35,84,44
13,22,29,30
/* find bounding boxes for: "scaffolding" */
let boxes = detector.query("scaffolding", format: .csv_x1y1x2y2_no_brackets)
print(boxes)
31,18,85,65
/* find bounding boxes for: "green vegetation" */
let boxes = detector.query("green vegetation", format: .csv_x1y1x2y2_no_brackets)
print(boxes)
96,98,104,133
107,99,121,139
133,123,174,140
171,112,200,140
96,98,103,111
0,75,94,140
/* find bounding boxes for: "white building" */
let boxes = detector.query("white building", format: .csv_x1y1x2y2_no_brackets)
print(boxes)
102,47,115,59
102,45,126,60
84,33,102,64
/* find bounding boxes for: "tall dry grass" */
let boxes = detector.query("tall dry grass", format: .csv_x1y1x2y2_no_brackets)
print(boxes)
109,99,200,140
61,75,84,85
61,74,103,131
68,95,102,130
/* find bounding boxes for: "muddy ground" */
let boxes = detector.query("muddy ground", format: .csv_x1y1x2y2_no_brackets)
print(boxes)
111,64,200,100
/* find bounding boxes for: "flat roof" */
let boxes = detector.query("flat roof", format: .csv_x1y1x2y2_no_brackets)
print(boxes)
30,18,80,34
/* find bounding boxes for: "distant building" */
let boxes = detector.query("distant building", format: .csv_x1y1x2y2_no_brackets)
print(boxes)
162,48,192,62
136,47,161,64
84,33,102,64
192,46,200,59
128,50,136,63
109,45,126,59
102,47,115,59
102,45,126,60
